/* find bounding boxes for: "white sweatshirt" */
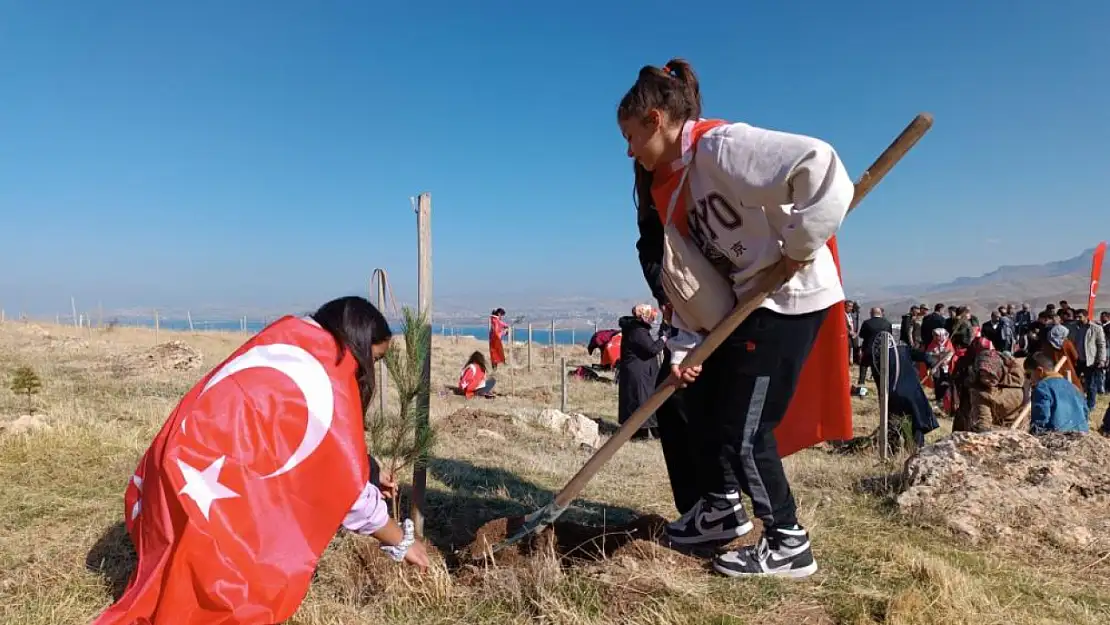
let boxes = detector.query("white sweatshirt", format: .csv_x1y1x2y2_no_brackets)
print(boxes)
666,119,853,365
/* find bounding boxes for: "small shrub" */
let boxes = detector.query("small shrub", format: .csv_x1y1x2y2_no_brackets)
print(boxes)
10,366,43,414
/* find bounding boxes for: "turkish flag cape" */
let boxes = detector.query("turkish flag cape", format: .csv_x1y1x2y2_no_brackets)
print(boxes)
91,315,369,625
778,240,853,457
651,119,853,457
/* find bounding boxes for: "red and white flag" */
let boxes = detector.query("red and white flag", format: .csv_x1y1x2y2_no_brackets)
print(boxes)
91,315,369,625
1088,241,1106,314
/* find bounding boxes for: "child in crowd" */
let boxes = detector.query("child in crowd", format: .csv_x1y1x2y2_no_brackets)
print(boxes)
1026,352,1089,434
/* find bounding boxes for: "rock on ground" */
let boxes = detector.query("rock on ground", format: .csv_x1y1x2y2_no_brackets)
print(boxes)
514,408,601,449
897,430,1110,549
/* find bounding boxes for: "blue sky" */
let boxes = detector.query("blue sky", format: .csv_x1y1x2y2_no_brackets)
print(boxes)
1,1,1106,316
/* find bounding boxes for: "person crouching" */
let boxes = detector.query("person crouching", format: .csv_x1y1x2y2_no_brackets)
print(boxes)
458,351,496,398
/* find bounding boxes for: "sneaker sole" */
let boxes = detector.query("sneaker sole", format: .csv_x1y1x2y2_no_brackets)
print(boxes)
666,520,755,545
712,561,818,579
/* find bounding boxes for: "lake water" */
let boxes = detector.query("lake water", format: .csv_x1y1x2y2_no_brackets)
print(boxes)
101,318,610,346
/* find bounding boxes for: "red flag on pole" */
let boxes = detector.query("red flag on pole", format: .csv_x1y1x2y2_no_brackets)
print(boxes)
91,315,369,625
1088,241,1106,314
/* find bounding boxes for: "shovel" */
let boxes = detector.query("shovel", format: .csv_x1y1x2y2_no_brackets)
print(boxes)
489,113,935,554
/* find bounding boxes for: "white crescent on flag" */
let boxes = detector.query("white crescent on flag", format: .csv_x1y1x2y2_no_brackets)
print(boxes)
195,343,336,480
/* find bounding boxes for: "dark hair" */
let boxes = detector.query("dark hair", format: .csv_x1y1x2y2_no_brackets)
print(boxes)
620,59,702,219
466,350,488,372
1075,308,1089,317
311,295,393,414
617,58,701,126
1030,351,1056,371
492,308,506,316
934,303,945,312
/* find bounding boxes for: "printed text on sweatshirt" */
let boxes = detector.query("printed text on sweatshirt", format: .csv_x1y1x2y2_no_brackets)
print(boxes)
656,120,853,365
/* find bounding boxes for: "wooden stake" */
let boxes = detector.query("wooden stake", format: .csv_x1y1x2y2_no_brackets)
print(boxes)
550,320,556,363
878,332,890,460
187,310,195,332
71,297,78,329
411,192,432,538
154,309,160,341
560,357,568,413
527,323,533,372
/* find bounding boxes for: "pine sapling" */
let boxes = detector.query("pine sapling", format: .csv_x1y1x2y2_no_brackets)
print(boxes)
10,366,43,414
365,306,436,520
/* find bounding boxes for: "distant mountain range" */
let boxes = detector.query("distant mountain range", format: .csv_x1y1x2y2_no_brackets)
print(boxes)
850,246,1105,316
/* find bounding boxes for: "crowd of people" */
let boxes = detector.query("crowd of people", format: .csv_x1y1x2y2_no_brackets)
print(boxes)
845,299,1108,436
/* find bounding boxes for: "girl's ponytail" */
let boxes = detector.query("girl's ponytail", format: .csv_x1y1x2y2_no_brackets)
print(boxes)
662,58,702,120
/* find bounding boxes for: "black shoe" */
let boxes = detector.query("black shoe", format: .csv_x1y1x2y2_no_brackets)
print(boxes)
713,525,817,578
665,491,754,545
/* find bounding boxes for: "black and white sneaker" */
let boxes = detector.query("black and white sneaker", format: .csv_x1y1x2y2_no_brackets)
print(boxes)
665,491,754,545
712,525,817,578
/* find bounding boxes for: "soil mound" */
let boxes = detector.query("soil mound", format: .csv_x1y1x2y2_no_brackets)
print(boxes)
897,430,1110,549
438,407,514,437
136,340,203,371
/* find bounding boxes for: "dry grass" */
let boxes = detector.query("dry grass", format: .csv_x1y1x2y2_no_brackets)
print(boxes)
1,320,1109,624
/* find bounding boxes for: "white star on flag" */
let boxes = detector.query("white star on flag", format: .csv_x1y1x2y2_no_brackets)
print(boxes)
176,456,240,520
130,475,143,521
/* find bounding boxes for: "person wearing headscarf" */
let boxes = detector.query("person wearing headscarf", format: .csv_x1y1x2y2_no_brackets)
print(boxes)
925,328,955,405
617,304,667,434
1041,324,1084,395
951,337,992,431
964,340,1026,431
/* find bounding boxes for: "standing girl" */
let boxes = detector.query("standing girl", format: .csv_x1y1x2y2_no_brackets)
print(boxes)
489,308,509,370
617,58,853,578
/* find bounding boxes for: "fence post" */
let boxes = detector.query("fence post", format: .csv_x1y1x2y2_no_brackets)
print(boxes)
560,357,568,413
527,323,533,372
550,320,556,363
154,309,160,341
411,192,432,538
878,332,891,461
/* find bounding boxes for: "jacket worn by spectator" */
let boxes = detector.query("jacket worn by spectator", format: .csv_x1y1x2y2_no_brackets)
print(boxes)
920,312,946,349
1030,375,1089,434
617,315,666,428
966,353,1026,430
1073,322,1107,368
859,315,893,366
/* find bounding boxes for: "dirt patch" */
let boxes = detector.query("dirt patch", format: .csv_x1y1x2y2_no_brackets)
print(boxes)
463,514,672,567
898,430,1110,550
437,407,516,438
